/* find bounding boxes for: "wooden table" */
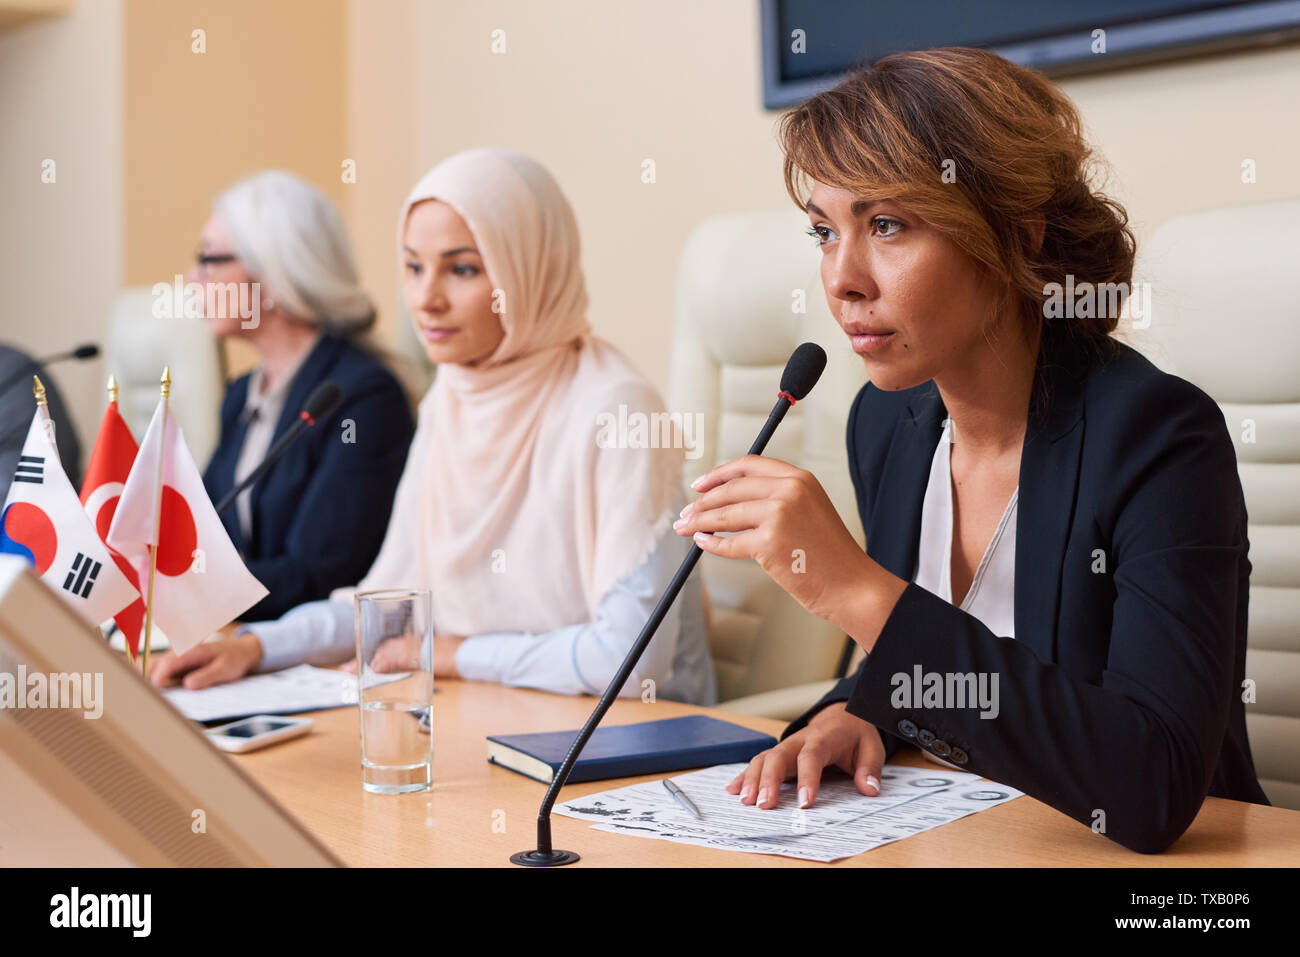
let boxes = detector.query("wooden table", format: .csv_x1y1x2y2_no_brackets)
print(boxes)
232,678,1300,867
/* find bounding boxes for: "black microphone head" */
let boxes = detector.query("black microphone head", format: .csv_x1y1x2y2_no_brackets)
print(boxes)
72,344,100,360
780,342,827,400
304,381,342,421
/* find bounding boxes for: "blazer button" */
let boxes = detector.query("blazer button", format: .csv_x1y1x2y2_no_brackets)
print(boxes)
932,739,951,757
917,728,936,747
949,747,969,765
897,719,918,739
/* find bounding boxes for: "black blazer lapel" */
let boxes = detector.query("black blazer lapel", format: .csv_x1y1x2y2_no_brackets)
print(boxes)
1013,354,1088,664
248,334,343,519
213,377,251,554
269,334,343,445
865,354,1088,666
866,386,946,581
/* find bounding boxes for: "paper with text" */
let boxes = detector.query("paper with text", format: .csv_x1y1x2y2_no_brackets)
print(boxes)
161,664,378,722
557,763,1023,861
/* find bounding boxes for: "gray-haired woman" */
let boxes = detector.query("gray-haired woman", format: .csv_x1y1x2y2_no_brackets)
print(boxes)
191,170,414,621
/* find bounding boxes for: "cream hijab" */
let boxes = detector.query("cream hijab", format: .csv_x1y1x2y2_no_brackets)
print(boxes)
334,148,682,636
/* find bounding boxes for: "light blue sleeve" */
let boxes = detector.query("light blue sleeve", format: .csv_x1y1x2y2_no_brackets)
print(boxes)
238,533,714,705
240,599,355,672
454,531,692,700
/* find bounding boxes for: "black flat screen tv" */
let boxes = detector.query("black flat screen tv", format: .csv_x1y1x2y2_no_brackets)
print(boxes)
761,0,1300,109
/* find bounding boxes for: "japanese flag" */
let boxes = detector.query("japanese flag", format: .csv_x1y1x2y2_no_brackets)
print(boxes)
0,405,141,627
107,396,267,655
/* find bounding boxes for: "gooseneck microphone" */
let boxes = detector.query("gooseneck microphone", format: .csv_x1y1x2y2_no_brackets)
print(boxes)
10,342,99,372
45,344,102,363
0,343,103,448
511,342,828,867
214,381,342,516
0,342,100,396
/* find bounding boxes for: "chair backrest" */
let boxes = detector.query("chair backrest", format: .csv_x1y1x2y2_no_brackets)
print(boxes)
669,209,868,703
1127,199,1300,810
105,288,225,467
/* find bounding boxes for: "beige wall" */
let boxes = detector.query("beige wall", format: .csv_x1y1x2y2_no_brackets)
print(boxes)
0,0,123,455
398,0,794,395
2,1,1298,448
1058,44,1300,239
345,0,419,348
348,0,1300,397
124,0,348,379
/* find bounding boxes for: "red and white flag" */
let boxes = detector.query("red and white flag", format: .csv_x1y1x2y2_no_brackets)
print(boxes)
80,396,147,658
0,404,141,628
107,396,267,655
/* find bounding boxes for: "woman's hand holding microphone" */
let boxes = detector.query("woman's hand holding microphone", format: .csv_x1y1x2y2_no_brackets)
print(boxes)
673,453,907,809
674,454,907,643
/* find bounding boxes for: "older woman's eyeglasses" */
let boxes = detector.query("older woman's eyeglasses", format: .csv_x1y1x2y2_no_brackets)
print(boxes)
195,249,238,269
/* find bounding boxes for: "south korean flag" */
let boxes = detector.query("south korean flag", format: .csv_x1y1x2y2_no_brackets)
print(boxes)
0,405,140,628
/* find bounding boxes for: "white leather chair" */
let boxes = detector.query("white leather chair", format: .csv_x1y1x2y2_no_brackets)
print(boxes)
668,209,868,716
105,288,225,467
1127,198,1300,810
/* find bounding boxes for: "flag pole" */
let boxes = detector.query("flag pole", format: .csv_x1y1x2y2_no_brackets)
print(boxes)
104,374,138,666
141,367,170,678
32,375,55,452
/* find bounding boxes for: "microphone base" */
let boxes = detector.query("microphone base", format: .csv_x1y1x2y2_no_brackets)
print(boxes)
510,848,580,867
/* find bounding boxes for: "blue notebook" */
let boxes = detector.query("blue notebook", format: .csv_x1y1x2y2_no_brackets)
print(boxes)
486,715,777,784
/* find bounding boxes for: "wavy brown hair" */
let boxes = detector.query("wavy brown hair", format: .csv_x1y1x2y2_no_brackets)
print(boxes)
778,47,1135,411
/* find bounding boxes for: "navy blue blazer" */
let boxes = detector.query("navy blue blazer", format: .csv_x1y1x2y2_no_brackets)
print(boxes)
203,334,414,621
784,339,1269,854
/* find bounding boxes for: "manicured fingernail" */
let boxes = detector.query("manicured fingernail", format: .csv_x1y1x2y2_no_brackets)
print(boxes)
690,476,704,490
866,775,880,792
693,532,710,544
756,788,769,807
673,519,686,531
740,786,752,802
799,786,811,808
679,503,692,518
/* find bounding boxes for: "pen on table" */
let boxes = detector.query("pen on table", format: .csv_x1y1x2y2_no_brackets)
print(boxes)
663,779,702,819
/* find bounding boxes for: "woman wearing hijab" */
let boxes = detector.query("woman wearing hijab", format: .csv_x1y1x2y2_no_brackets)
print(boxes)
673,48,1267,852
197,170,415,621
152,148,717,706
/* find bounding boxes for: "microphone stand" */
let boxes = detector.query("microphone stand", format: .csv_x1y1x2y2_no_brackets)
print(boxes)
0,345,99,395
511,390,798,866
213,418,311,516
213,387,340,516
0,347,100,445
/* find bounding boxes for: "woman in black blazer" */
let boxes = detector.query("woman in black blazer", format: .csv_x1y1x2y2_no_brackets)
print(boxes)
195,171,414,621
672,48,1268,853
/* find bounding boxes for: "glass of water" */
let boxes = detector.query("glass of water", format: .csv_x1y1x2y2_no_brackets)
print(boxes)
354,589,433,794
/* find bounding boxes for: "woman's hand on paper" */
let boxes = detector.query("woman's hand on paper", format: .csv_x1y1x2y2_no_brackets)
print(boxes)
725,702,884,810
147,632,263,690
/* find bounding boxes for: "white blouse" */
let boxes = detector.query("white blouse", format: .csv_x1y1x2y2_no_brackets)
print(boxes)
912,416,1017,768
231,337,321,544
914,416,1018,639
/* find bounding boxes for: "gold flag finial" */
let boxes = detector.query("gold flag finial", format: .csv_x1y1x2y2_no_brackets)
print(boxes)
160,366,172,398
107,374,118,404
33,374,47,407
